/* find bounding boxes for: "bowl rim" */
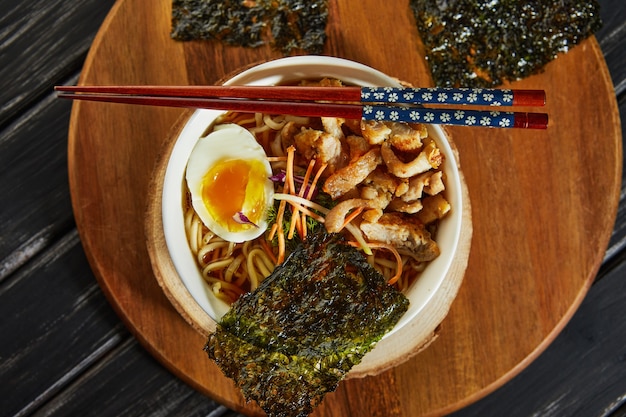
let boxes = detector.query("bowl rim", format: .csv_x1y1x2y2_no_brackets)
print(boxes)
160,55,464,339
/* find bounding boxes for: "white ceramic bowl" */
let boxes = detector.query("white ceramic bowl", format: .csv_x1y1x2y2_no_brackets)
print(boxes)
160,56,464,341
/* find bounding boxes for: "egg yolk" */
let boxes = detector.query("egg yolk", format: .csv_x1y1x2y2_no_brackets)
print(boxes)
201,159,268,231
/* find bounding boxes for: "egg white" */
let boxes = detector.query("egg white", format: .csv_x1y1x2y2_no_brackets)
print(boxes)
185,123,274,243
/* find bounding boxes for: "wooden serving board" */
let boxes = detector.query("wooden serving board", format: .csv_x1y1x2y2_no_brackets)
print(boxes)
67,0,622,416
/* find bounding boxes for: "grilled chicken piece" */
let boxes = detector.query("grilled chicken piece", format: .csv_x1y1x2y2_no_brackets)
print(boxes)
321,117,345,141
361,120,391,145
388,198,423,214
363,168,408,198
322,148,381,199
401,170,446,203
388,122,428,151
346,135,371,161
416,194,451,225
278,121,299,151
294,128,342,169
324,193,390,233
343,118,362,135
381,138,443,178
360,212,440,261
423,171,445,196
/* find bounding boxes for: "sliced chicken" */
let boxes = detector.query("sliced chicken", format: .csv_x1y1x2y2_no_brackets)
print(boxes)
416,194,451,225
294,128,342,169
388,122,428,151
361,120,391,145
360,212,440,261
322,148,381,199
381,138,443,178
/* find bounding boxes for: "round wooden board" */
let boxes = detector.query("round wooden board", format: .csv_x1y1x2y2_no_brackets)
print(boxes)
67,0,623,416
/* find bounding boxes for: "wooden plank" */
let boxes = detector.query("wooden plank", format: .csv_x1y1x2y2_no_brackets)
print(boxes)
595,0,626,261
604,96,626,262
30,336,230,417
0,0,116,127
0,92,75,280
597,0,626,94
0,0,110,276
0,231,126,416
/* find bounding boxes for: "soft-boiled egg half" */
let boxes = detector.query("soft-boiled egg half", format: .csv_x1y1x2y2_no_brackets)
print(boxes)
185,123,274,243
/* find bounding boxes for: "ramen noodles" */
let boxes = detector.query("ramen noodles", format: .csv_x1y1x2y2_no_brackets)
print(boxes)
184,80,451,304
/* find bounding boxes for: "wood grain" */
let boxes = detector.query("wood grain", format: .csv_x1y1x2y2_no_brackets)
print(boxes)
448,255,626,417
0,0,117,127
66,0,622,416
1,0,624,416
0,231,124,416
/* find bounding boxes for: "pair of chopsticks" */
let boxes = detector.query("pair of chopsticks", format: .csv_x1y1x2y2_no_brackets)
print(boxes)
55,85,548,129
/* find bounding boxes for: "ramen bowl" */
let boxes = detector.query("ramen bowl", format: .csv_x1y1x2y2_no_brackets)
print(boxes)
146,55,472,377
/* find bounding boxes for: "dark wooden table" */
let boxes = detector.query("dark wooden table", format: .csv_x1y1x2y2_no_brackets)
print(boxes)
1,1,624,416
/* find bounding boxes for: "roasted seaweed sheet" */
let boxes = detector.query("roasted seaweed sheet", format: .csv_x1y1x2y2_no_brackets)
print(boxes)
205,232,409,417
171,0,328,54
410,0,602,87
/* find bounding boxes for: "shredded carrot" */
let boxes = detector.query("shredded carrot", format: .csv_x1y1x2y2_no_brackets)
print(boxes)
284,146,300,239
299,214,306,238
297,160,317,240
300,206,325,223
301,211,307,240
305,162,328,200
338,207,364,231
268,222,278,241
271,156,328,261
288,207,299,239
260,237,278,265
276,199,287,264
299,159,316,198
285,146,296,193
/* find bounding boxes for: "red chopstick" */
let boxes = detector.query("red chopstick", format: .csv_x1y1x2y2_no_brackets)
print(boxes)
54,85,548,129
55,85,545,107
56,92,364,119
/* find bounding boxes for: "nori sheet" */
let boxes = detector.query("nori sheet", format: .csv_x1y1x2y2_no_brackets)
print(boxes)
171,0,328,54
409,0,602,87
205,232,409,417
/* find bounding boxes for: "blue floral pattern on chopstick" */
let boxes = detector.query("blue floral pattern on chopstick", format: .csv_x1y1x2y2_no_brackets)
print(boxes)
362,105,516,128
361,87,514,107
